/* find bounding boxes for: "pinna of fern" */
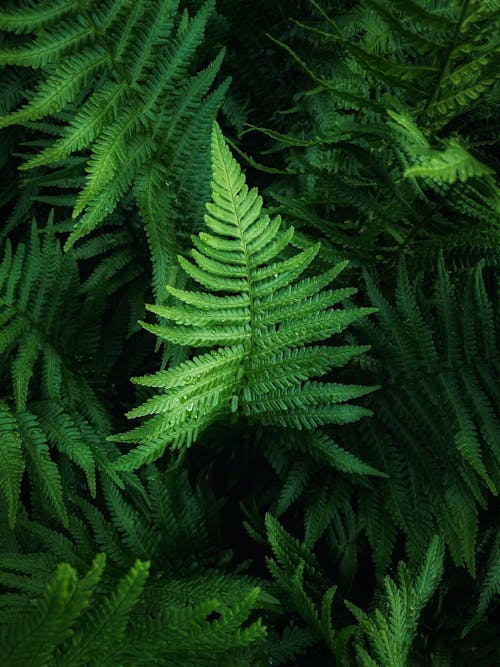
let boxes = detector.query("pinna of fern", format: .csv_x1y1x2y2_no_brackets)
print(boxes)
0,466,278,666
0,465,275,605
261,512,444,666
110,122,378,472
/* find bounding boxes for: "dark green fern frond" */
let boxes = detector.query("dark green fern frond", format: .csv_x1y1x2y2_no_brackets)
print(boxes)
0,550,266,666
248,0,499,267
0,469,270,665
0,401,24,528
462,529,500,636
261,516,441,665
351,256,499,573
0,217,123,525
4,465,273,614
0,219,106,422
110,123,376,471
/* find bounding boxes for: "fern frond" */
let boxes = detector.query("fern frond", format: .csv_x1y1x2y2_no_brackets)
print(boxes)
16,410,68,526
110,123,376,471
0,219,107,424
354,256,499,572
0,216,124,523
0,400,24,528
0,554,105,667
404,139,494,184
0,0,82,35
347,536,444,667
57,557,150,666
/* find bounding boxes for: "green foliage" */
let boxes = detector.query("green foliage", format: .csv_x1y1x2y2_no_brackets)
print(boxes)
352,256,499,575
0,0,228,294
111,124,377,471
0,0,498,664
248,0,499,267
0,216,120,527
0,552,266,666
347,536,445,667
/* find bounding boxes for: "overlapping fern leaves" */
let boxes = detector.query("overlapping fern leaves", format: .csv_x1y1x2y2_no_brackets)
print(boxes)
249,0,499,266
111,123,377,471
0,0,228,294
0,552,266,667
351,257,499,574
261,514,444,666
0,466,282,666
0,1,498,664
0,217,121,527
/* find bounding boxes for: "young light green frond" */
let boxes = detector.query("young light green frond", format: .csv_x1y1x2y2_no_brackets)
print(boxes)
413,536,445,605
0,561,80,666
404,140,494,184
111,124,375,471
0,541,268,665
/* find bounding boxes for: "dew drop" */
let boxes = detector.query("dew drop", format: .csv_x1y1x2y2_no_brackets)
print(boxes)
186,403,194,412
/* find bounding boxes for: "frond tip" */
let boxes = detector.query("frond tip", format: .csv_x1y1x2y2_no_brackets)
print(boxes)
111,123,377,471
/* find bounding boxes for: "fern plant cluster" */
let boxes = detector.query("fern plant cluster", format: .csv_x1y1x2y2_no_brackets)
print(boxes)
0,0,498,665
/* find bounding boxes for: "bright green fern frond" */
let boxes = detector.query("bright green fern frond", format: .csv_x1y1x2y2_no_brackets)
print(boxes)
110,123,376,471
347,536,444,667
404,139,494,184
56,558,150,666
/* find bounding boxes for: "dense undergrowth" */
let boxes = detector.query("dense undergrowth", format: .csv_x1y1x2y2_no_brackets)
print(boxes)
0,1,498,665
